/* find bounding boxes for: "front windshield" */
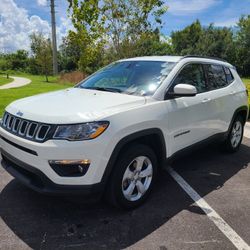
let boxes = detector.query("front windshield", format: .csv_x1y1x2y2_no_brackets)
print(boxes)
77,60,176,96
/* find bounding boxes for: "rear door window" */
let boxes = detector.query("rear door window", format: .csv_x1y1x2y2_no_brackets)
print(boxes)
204,64,228,90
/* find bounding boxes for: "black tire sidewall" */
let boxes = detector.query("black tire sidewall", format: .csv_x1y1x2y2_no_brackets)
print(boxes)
106,144,158,209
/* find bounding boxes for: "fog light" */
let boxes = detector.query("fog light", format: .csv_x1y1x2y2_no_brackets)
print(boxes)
49,159,91,177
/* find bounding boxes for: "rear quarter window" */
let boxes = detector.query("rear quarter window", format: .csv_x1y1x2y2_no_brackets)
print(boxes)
224,67,235,84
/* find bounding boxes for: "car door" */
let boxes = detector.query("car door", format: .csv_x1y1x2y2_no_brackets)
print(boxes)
165,63,215,156
203,64,236,134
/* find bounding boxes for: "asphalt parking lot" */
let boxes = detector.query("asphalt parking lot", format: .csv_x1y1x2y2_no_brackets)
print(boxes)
0,128,250,250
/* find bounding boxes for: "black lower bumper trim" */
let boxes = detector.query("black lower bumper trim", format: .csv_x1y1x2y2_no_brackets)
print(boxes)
0,149,104,197
0,135,38,156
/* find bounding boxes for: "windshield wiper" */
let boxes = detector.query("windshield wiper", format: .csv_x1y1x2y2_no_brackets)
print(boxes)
83,87,122,93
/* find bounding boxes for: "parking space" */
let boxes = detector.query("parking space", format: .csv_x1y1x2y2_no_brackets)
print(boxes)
0,131,250,249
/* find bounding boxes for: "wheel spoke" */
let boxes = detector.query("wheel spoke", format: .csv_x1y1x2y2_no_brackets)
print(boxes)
235,122,240,131
124,182,136,198
136,180,146,195
231,136,236,145
123,167,134,180
135,156,145,171
139,164,152,178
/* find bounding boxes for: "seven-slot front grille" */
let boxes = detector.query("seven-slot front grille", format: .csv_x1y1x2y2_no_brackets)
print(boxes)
1,112,52,142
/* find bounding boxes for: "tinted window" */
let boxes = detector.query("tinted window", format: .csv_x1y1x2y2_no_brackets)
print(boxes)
172,64,207,93
78,61,176,96
224,67,234,84
205,64,227,89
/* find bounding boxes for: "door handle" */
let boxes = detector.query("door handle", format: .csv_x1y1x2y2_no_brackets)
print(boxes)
202,98,211,103
230,91,236,95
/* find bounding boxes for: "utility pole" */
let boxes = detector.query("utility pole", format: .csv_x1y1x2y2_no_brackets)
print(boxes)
50,0,58,75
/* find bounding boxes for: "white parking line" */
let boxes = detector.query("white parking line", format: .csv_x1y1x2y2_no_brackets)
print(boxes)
244,123,250,139
166,167,250,250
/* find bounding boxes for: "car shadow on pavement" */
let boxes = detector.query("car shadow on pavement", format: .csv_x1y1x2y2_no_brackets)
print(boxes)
0,142,250,249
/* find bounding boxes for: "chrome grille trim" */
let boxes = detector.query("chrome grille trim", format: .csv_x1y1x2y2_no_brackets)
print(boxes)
35,125,50,141
18,120,28,136
7,115,13,129
0,112,53,142
12,118,21,133
26,122,38,138
2,113,8,127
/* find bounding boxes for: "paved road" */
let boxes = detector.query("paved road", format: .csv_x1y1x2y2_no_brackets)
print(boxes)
0,128,250,249
0,76,31,90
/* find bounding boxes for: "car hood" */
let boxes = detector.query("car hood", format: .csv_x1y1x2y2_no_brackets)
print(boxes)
6,88,146,124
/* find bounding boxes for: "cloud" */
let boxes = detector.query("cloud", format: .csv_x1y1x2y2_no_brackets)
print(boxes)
214,18,238,27
0,0,50,52
57,17,75,46
0,0,72,53
168,0,220,15
37,0,47,7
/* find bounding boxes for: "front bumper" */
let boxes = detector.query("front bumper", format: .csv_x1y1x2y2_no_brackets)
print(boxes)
1,149,104,197
0,126,112,186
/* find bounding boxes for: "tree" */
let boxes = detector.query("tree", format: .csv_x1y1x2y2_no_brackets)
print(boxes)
101,0,168,57
30,33,53,82
235,15,250,76
171,20,236,64
67,0,106,73
67,0,168,71
0,50,29,72
9,50,29,70
171,20,203,55
58,33,81,72
0,54,11,71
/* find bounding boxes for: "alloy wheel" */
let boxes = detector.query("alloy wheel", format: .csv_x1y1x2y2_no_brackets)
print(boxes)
122,156,153,202
230,120,243,148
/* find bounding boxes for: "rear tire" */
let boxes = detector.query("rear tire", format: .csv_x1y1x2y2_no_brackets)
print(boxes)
105,144,158,209
223,116,244,153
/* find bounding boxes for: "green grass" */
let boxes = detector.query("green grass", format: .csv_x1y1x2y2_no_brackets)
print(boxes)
0,75,13,86
0,73,73,116
243,78,250,106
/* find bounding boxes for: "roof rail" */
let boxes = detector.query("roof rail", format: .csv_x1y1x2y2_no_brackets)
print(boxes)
182,55,228,63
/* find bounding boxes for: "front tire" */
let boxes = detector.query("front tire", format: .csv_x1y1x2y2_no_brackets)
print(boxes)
105,144,158,209
223,116,244,153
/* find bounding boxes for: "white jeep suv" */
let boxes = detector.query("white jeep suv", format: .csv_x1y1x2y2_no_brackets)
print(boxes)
0,56,248,209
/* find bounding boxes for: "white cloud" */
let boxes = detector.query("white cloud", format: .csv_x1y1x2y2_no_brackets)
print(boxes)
214,18,238,27
168,0,220,15
0,0,50,52
57,17,75,46
0,0,72,53
37,0,47,7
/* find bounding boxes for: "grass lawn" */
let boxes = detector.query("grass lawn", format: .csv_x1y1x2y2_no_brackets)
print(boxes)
243,78,250,107
0,73,73,116
0,75,14,86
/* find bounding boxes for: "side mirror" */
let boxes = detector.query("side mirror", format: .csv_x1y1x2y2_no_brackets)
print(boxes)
166,84,197,99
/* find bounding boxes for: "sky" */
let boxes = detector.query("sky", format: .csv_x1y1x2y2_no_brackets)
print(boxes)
0,0,250,53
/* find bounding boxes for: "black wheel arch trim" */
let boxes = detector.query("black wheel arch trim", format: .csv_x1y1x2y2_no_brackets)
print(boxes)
227,106,249,136
101,128,166,187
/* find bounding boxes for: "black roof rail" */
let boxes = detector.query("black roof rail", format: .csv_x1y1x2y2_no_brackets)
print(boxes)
182,55,228,63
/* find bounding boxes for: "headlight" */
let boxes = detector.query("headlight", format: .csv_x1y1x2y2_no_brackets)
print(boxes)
53,121,109,141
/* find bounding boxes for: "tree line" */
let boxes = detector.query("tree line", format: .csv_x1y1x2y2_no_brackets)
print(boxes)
0,0,249,79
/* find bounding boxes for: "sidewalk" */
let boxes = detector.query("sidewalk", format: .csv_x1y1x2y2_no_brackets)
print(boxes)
0,76,31,90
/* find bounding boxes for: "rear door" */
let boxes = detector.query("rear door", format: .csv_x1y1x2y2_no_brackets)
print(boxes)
203,64,235,133
166,63,215,155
